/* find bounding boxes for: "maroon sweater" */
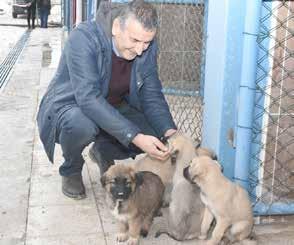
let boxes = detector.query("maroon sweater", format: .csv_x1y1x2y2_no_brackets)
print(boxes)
107,52,133,105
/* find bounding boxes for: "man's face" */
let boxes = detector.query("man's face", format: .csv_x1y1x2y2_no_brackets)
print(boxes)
112,16,156,60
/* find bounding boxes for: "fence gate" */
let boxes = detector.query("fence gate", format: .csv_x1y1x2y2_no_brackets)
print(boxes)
155,0,206,141
250,0,294,215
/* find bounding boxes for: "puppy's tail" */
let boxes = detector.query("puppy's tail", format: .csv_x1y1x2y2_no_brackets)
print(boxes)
155,230,198,241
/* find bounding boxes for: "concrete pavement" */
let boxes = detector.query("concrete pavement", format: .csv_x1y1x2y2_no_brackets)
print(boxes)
0,27,294,245
0,26,26,64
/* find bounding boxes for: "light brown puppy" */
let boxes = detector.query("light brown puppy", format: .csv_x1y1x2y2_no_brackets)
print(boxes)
155,142,217,241
101,164,164,245
131,132,191,205
184,156,254,245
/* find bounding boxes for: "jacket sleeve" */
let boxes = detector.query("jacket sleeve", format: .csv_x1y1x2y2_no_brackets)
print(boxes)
139,42,177,136
64,27,141,147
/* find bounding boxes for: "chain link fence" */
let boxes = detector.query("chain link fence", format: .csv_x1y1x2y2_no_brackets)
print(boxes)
250,0,294,214
154,1,206,141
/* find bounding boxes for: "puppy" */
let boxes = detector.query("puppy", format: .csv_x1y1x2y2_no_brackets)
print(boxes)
131,132,190,205
155,137,217,241
183,156,254,245
100,164,164,245
133,133,211,199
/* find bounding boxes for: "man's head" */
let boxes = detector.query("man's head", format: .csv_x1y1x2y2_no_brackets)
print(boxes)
112,0,158,60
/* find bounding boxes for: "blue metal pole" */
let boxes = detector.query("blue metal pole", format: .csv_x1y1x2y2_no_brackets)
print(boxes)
234,1,262,190
65,0,70,31
87,0,93,21
202,0,247,179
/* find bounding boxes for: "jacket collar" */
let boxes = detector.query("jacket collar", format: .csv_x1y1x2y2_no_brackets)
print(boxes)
95,2,124,44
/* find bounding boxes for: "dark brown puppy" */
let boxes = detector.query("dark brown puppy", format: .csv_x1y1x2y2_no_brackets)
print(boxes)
101,164,164,245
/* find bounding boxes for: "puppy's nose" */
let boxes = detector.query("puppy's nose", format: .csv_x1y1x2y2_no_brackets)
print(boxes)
118,192,124,196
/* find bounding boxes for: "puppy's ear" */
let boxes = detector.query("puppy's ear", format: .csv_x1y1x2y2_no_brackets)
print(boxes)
100,174,107,187
190,158,205,177
170,149,179,165
135,172,144,186
196,147,217,160
214,160,223,172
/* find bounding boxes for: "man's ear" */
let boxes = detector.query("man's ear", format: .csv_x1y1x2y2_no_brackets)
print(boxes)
112,18,120,36
135,172,144,186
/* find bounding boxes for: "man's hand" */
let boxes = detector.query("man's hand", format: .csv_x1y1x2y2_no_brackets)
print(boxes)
132,134,170,161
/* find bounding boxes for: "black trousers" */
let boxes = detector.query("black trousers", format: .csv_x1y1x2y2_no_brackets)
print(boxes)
27,7,36,28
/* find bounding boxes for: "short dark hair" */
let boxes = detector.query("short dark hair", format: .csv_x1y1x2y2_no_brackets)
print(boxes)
118,0,158,31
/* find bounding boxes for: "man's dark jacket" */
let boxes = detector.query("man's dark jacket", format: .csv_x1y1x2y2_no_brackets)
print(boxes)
37,2,176,163
27,0,36,14
37,0,51,10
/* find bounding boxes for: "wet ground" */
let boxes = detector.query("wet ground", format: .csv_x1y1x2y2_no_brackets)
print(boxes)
0,26,26,64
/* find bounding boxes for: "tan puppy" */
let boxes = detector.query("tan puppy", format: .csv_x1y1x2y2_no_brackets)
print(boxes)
155,143,217,241
183,156,254,245
131,132,195,205
101,164,164,245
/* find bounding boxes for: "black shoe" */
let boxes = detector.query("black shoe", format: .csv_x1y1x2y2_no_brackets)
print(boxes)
89,145,114,174
62,173,86,200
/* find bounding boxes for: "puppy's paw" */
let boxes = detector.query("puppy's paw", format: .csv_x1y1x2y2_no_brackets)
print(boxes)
127,237,139,245
198,234,208,240
154,209,163,217
116,232,128,242
140,229,149,237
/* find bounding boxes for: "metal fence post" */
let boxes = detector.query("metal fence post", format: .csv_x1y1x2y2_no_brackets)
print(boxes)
234,1,262,190
202,0,247,179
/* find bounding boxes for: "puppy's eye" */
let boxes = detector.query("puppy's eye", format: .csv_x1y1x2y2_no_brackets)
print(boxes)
126,181,132,187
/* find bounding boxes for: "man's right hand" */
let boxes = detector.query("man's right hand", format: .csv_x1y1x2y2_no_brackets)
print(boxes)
132,133,170,161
